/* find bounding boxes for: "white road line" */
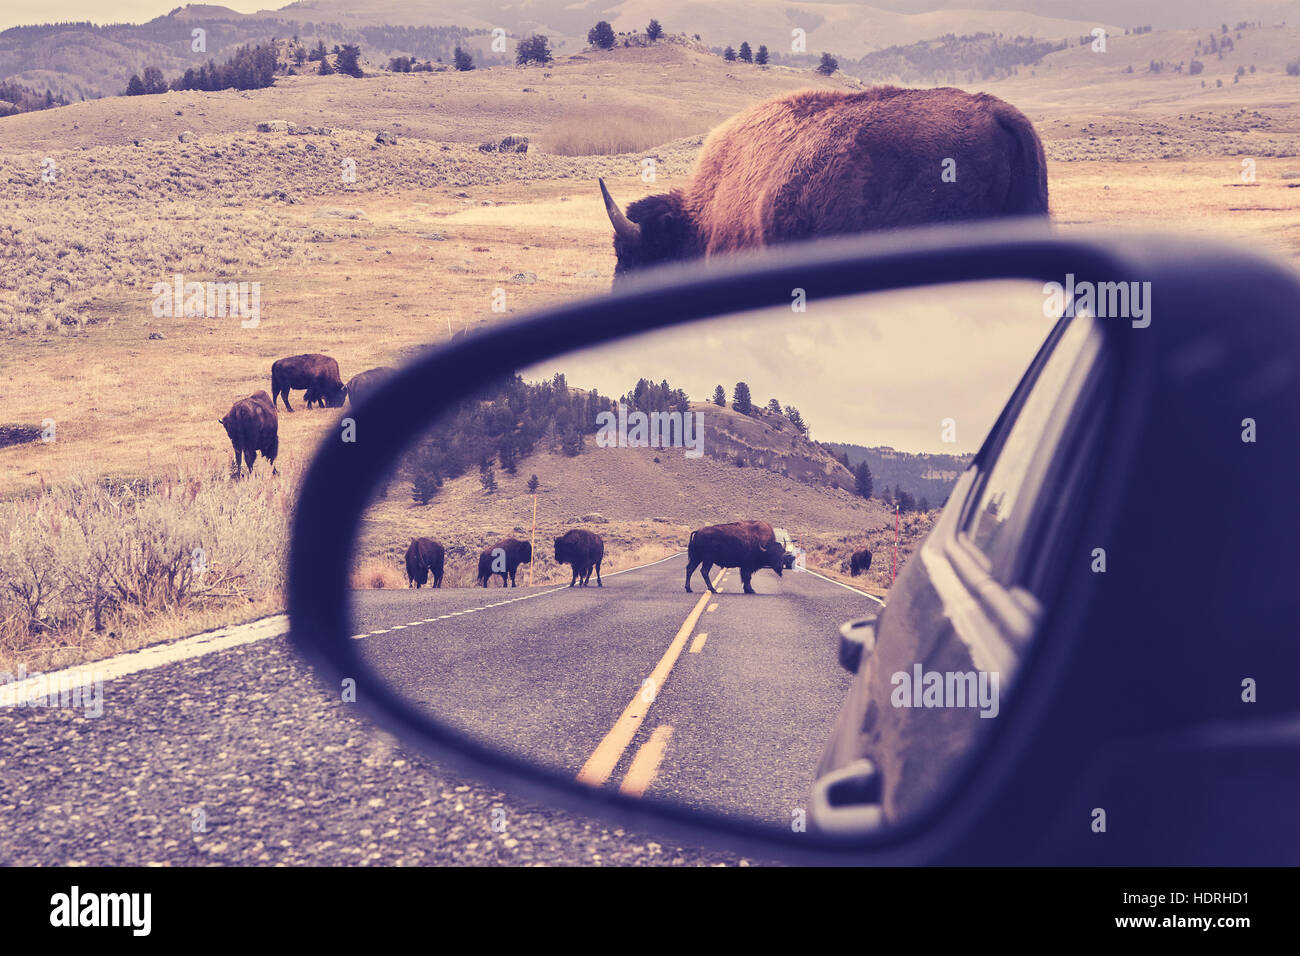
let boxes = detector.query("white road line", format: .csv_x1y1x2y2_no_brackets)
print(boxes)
802,568,887,606
351,551,689,641
0,551,693,695
0,614,290,705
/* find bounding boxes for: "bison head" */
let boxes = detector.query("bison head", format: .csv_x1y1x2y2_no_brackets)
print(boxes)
599,179,697,282
324,383,347,408
764,540,786,577
553,537,567,563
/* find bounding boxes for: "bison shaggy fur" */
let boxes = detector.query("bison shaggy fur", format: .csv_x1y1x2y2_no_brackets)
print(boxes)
405,538,445,589
271,353,346,412
686,520,785,595
346,366,397,410
476,538,533,587
219,390,278,477
601,86,1048,279
554,529,604,588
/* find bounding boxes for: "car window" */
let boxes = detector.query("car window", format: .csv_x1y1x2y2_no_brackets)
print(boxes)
964,312,1103,583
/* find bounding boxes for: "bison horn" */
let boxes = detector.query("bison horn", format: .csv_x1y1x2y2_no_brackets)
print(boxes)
599,178,641,245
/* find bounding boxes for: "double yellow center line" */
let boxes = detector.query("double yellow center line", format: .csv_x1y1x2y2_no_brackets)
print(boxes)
576,572,726,791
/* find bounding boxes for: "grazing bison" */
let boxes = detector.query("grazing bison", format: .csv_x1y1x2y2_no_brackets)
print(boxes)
685,520,785,595
271,353,346,411
476,538,533,587
554,529,604,588
600,87,1048,280
218,390,278,477
850,548,873,577
346,366,397,410
405,537,445,589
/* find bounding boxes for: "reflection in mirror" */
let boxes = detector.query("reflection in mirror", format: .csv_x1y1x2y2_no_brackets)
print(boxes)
350,281,1059,834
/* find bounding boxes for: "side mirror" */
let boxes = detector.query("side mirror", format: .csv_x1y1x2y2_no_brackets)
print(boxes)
288,220,1300,864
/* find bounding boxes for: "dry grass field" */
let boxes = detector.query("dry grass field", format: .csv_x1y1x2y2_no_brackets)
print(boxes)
2,32,1297,668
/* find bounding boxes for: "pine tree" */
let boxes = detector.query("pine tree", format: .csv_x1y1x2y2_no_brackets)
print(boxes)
588,21,615,50
854,461,873,500
453,46,474,70
527,474,540,494
739,42,753,63
516,34,553,65
337,43,363,77
756,45,769,66
784,405,807,436
318,55,334,75
713,385,726,407
723,46,736,61
816,52,838,75
732,381,753,415
647,19,664,42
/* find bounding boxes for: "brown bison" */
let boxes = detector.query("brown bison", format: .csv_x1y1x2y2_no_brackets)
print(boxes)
218,390,278,477
476,538,533,587
405,537,445,589
271,353,346,412
850,548,873,577
685,520,785,595
554,529,604,588
346,366,397,409
600,87,1048,279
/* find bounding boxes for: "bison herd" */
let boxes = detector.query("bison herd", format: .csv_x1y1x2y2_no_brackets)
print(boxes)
219,353,393,476
399,533,594,589
397,521,872,594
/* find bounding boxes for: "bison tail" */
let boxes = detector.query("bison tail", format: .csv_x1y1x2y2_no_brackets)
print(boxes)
995,107,1049,217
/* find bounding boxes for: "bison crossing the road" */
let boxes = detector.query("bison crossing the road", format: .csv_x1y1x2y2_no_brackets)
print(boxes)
476,538,533,587
554,529,604,587
405,538,446,589
685,520,786,595
600,86,1048,280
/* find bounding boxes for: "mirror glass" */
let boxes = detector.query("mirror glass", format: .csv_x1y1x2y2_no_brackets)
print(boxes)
349,280,1057,834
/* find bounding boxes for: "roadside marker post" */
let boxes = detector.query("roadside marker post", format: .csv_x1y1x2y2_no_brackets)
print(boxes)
892,504,899,585
529,494,537,586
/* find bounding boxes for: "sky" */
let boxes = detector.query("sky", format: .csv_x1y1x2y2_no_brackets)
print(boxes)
0,2,269,31
523,280,1056,455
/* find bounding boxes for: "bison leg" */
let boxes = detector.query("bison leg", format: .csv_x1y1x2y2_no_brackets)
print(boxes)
701,562,717,594
244,448,258,476
434,570,443,588
569,565,577,587
740,566,755,594
685,558,699,592
595,561,602,587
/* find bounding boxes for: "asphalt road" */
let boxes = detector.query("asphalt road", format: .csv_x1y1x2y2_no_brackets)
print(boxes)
0,554,875,865
353,553,872,831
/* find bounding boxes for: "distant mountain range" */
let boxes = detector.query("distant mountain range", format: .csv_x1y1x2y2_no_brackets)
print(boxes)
5,1,1296,102
824,442,973,507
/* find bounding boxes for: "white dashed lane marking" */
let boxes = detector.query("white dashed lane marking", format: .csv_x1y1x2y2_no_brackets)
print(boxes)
351,551,688,641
